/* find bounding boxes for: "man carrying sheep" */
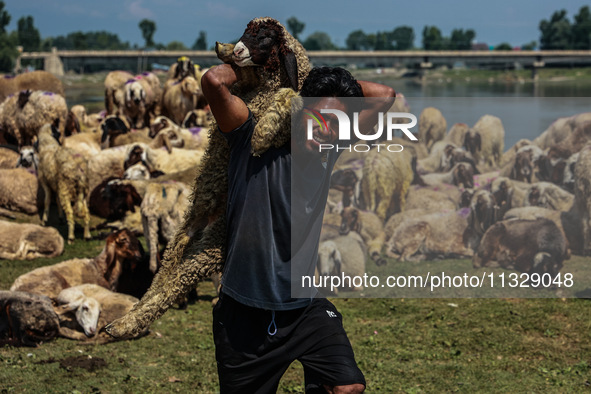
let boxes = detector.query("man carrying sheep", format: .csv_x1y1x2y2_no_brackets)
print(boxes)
202,64,394,393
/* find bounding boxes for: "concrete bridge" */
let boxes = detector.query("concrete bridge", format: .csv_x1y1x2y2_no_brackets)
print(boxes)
17,48,591,77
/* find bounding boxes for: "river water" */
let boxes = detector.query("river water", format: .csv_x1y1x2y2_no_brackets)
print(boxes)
366,76,591,148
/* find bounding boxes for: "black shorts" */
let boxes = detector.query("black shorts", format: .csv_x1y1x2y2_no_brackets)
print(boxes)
212,293,366,393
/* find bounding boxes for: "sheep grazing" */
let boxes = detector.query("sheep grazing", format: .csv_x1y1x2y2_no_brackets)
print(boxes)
443,123,469,148
36,123,90,243
418,107,447,152
0,168,39,214
0,220,64,260
317,234,367,295
16,90,68,146
464,114,505,170
141,181,190,273
107,17,311,338
473,218,569,279
10,229,144,299
0,71,64,103
359,147,414,221
104,70,134,115
161,76,201,125
56,284,141,342
0,291,60,347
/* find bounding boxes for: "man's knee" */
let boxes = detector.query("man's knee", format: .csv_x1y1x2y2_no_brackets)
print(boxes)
324,383,365,394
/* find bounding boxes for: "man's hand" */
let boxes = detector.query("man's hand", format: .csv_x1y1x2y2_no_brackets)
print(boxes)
201,64,249,132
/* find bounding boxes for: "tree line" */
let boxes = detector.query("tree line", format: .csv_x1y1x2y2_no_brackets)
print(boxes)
0,2,590,73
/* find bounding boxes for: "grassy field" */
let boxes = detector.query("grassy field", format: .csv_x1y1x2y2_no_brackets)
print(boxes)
1,217,590,393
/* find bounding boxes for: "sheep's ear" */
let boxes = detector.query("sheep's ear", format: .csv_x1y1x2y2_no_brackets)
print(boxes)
280,50,298,91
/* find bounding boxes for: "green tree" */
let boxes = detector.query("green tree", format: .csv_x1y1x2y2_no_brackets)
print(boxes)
16,15,40,52
521,41,537,50
0,1,17,72
303,32,337,50
192,31,207,50
139,19,156,48
572,6,591,49
391,26,414,50
494,42,512,50
346,29,371,50
449,28,475,50
166,41,188,50
373,31,393,50
286,16,305,41
422,26,444,50
539,10,572,49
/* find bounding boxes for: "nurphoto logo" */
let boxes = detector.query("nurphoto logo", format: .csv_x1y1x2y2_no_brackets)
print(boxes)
304,107,418,152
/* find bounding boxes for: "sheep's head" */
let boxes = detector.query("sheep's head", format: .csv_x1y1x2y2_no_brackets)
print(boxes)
16,146,37,170
106,228,144,263
150,116,172,138
101,116,129,144
180,76,200,96
174,56,196,80
233,17,299,90
124,144,148,170
125,80,146,107
339,207,361,235
124,162,151,180
59,291,101,337
183,109,209,128
463,130,481,155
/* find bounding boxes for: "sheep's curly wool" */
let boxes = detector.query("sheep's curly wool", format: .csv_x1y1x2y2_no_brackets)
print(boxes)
107,17,310,338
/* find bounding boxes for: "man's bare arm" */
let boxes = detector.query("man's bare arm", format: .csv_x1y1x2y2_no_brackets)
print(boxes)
201,64,249,133
357,81,396,134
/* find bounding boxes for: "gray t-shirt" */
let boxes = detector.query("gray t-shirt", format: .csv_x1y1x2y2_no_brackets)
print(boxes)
219,113,338,310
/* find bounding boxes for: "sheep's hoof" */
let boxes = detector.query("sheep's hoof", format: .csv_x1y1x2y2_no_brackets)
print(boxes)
67,238,74,245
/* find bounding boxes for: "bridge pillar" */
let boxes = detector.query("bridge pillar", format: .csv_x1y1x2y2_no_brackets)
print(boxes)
419,60,432,81
531,60,544,81
44,47,65,76
14,46,23,73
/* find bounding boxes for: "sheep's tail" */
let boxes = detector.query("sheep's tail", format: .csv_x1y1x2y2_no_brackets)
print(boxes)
105,217,226,339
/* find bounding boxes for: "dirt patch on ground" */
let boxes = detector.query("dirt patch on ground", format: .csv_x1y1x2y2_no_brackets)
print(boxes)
36,355,107,371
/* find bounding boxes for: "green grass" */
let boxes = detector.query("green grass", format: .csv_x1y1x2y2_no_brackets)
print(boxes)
2,226,591,392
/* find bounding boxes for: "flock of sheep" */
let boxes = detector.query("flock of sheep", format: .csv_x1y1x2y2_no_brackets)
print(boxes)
1,21,590,344
320,101,591,294
0,58,212,345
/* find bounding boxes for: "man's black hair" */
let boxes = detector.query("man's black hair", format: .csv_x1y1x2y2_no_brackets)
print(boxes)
300,67,363,98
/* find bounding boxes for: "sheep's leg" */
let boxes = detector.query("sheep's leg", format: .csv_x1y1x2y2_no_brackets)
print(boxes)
142,213,160,274
41,183,51,225
57,182,75,243
106,217,226,339
80,194,91,240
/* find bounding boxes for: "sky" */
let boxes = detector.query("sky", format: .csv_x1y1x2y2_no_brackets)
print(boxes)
4,0,591,49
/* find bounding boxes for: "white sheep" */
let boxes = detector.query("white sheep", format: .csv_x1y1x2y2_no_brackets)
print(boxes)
533,112,591,150
124,143,204,175
418,107,447,152
443,123,469,147
122,76,157,128
16,90,68,146
37,124,90,243
161,76,201,125
88,145,128,191
0,220,64,260
464,114,505,170
141,181,191,273
104,70,134,115
150,115,209,150
57,284,140,341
